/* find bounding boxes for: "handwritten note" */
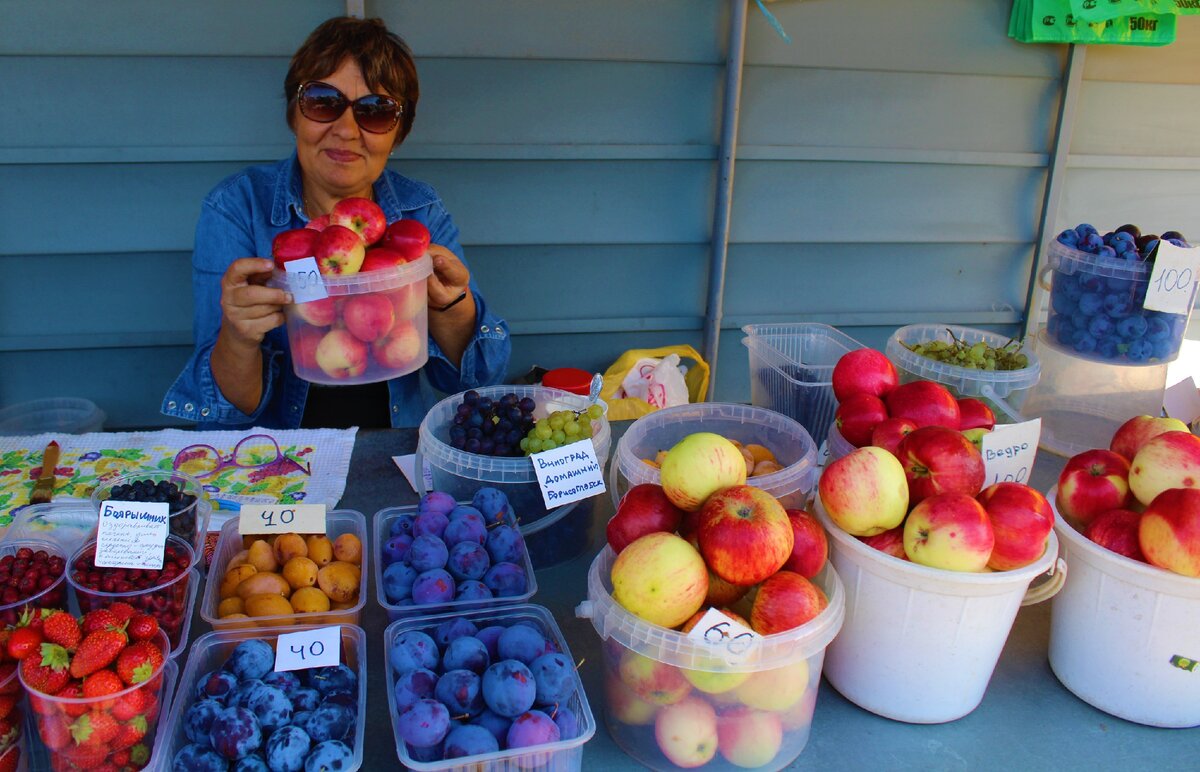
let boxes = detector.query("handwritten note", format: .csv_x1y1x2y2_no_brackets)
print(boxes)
980,419,1042,487
531,441,606,509
274,626,341,672
95,501,169,570
1163,377,1200,425
239,504,327,536
685,607,761,667
285,257,329,304
1144,241,1200,315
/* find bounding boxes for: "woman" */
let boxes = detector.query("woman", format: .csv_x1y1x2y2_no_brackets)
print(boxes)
163,17,510,429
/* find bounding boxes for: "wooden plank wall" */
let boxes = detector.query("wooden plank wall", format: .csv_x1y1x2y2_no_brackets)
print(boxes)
1,1,1198,428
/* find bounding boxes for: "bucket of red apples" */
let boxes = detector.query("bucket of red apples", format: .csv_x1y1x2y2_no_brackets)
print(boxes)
810,348,1064,723
577,429,845,770
1046,415,1200,727
270,197,434,385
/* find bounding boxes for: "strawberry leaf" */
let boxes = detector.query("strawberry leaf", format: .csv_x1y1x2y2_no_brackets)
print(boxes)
40,644,69,671
131,661,153,684
69,714,93,744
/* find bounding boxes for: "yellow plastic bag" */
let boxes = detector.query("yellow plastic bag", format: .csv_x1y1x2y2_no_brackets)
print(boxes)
600,345,710,421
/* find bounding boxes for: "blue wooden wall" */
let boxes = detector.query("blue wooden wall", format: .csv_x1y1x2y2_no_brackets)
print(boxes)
2,1,1199,428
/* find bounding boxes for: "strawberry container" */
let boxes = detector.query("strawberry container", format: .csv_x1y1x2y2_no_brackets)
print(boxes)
161,624,367,771
67,536,198,659
200,509,368,632
271,253,432,385
385,604,595,771
0,663,28,772
89,468,212,560
374,504,537,623
576,547,844,771
0,540,69,628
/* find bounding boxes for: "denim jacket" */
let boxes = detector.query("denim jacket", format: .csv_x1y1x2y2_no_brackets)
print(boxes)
162,153,511,429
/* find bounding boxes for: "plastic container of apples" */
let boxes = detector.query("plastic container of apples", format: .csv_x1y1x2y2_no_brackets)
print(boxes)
270,198,434,385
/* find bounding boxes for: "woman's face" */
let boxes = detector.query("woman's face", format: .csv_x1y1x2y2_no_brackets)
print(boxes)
294,57,400,202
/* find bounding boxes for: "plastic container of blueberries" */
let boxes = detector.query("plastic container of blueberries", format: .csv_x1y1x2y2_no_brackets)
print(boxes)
385,604,595,771
88,468,213,562
161,624,367,770
373,504,538,623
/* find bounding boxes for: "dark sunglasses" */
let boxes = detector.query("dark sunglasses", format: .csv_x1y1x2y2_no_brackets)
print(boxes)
296,81,403,134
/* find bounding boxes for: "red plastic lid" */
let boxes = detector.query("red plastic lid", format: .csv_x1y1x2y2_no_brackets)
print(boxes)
542,367,593,396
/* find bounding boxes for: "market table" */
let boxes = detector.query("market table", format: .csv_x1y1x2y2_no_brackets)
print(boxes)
177,424,1199,771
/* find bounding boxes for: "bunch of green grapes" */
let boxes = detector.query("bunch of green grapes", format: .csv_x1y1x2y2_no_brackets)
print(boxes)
520,404,605,455
901,331,1029,371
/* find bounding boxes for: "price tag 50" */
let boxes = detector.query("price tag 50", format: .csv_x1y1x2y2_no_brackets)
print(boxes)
685,608,761,667
285,257,329,304
274,626,341,672
240,504,327,536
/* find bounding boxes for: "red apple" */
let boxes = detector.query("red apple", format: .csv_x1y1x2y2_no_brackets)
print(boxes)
605,677,658,726
293,296,336,327
305,214,330,232
895,425,986,503
870,416,917,457
361,247,413,273
341,293,395,343
832,349,899,402
272,228,318,268
1056,449,1131,527
750,571,828,635
976,482,1053,570
382,219,432,260
1084,508,1145,563
703,566,750,608
314,224,366,275
611,533,708,628
957,398,996,431
835,393,889,448
654,697,718,768
1129,431,1200,507
1139,487,1200,577
371,321,423,370
314,329,368,379
1109,414,1189,462
903,493,995,572
782,509,827,578
697,486,794,586
885,380,961,430
677,510,702,542
817,446,910,537
329,196,386,245
858,525,908,560
291,325,324,370
619,649,691,705
717,706,783,768
607,484,685,553
388,283,426,322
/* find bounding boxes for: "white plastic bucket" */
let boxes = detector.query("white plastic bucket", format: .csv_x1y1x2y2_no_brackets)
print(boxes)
813,501,1065,723
1048,497,1200,727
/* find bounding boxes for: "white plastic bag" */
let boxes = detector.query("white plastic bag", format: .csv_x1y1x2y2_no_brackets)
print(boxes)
617,354,690,410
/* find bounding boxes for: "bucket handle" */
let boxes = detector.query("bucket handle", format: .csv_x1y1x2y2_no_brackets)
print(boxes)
608,456,626,510
1021,557,1068,606
1038,266,1055,292
979,384,1026,425
575,600,594,620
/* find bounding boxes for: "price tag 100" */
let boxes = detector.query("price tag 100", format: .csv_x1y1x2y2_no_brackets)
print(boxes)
285,257,329,304
239,504,327,536
980,418,1042,487
274,626,341,672
1144,241,1200,315
685,607,762,667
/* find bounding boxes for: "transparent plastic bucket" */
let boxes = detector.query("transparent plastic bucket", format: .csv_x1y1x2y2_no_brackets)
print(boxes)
270,253,432,385
813,500,1065,723
385,604,595,771
741,323,866,443
576,546,844,771
0,398,105,435
89,468,212,560
610,402,818,511
885,323,1041,424
0,540,69,627
416,385,611,568
1048,491,1200,727
825,423,855,464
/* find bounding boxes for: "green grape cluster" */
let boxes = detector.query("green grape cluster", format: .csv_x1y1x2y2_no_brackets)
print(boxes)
901,330,1030,371
520,403,605,455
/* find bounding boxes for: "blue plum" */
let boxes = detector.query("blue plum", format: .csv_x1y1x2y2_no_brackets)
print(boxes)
471,709,511,745
383,562,418,603
444,513,488,547
413,511,450,539
412,569,456,605
292,687,321,713
482,659,537,717
444,724,500,759
389,512,417,537
184,698,225,747
409,534,449,572
394,668,439,715
264,725,311,772
530,652,575,706
306,700,356,743
485,525,525,565
475,626,506,660
552,705,581,740
209,706,263,760
418,491,456,517
233,757,269,772
391,631,440,672
435,669,485,716
224,640,275,681
497,625,548,665
303,740,354,772
506,710,560,749
448,504,485,522
434,618,478,647
382,534,414,565
483,562,528,598
246,684,293,731
472,487,511,522
195,670,239,703
263,670,301,697
173,744,228,771
456,580,493,601
397,699,451,748
448,542,490,582
309,664,357,697
443,636,490,674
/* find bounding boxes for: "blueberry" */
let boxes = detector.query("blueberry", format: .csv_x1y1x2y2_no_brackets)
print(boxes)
195,670,239,703
435,618,479,647
394,668,439,715
484,562,529,598
1088,315,1114,339
456,580,493,601
1117,315,1148,340
1078,292,1104,316
1056,229,1079,246
263,670,301,697
382,534,414,565
209,706,263,760
303,740,354,772
224,640,275,681
1072,331,1098,354
292,687,321,713
444,724,500,759
383,562,418,603
1070,311,1089,332
309,664,357,697
1081,233,1104,253
1097,336,1120,359
306,700,356,743
444,514,488,547
443,636,490,674
185,699,225,747
1153,338,1176,360
530,652,575,706
413,511,450,539
1075,223,1098,239
265,725,311,772
412,569,456,605
389,513,417,537
247,684,292,731
390,631,440,673
552,705,581,740
1146,316,1172,343
1103,293,1133,318
1127,339,1153,361
1099,245,1117,259
409,534,449,572
506,709,560,749
485,525,525,565
397,699,450,748
1051,292,1075,315
173,744,228,772
482,660,537,717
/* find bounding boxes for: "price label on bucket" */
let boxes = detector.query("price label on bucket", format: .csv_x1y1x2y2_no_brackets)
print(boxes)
1163,377,1200,426
285,257,329,304
981,418,1041,487
95,501,169,570
686,608,761,667
530,442,606,509
1144,241,1200,315
239,504,327,535
274,626,341,672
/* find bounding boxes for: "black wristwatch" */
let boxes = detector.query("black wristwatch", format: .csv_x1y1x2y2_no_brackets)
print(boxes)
433,290,468,313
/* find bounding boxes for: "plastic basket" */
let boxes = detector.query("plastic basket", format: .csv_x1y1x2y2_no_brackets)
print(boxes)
0,398,105,435
89,468,212,560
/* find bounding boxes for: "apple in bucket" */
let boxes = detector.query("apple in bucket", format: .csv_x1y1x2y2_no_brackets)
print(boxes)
607,484,685,553
859,525,908,560
870,417,917,457
655,697,718,768
314,224,366,275
314,329,368,379
610,532,707,628
1085,508,1145,563
697,485,794,586
831,348,898,401
750,571,828,635
329,196,387,245
659,433,747,512
1110,414,1189,461
818,446,909,537
1139,487,1200,577
1055,449,1131,527
717,707,784,769
976,482,1053,570
903,492,995,572
885,380,961,430
895,425,986,503
835,393,889,447
782,509,828,578
1129,431,1200,507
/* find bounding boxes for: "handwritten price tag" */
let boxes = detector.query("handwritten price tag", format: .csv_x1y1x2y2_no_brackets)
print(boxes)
531,442,606,510
285,257,328,304
95,501,169,569
239,504,327,535
274,626,341,672
1144,240,1200,315
1163,377,1200,426
685,608,761,667
980,419,1042,487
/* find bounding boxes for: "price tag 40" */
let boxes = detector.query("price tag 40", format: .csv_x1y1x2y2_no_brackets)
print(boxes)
274,626,341,672
685,608,761,667
980,418,1042,487
239,504,327,536
285,257,329,304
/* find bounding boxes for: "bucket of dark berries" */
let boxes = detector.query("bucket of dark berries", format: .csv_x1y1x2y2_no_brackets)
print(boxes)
89,469,212,561
0,540,69,628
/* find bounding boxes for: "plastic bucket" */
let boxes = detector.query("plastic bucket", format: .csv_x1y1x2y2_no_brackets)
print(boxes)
576,547,844,771
610,402,818,511
814,501,1065,723
885,323,1041,423
270,254,432,385
742,323,865,443
0,540,68,627
825,423,855,464
417,385,612,569
89,468,211,560
1048,498,1200,727
0,398,105,435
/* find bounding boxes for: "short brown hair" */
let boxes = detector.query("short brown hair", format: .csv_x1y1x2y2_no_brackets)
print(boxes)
284,16,419,144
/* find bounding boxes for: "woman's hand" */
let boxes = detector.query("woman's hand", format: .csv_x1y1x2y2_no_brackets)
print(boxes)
220,258,292,348
427,245,471,309
426,244,477,367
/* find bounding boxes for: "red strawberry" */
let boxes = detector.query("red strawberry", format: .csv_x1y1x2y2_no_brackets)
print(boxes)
115,642,162,687
82,669,125,700
143,691,161,722
0,746,17,772
69,630,126,679
80,609,124,636
19,643,70,694
61,741,108,769
109,749,130,768
53,682,89,717
0,664,16,696
43,612,82,650
109,687,146,722
125,614,158,643
107,603,136,624
6,626,43,661
0,696,15,721
37,712,72,750
71,710,119,746
110,714,147,750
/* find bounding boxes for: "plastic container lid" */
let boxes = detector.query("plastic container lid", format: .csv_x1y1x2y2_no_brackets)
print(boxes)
542,367,593,396
1048,239,1152,282
886,323,1041,400
0,398,105,435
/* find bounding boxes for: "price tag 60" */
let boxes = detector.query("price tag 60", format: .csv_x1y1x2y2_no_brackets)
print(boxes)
685,608,762,667
285,257,329,304
274,626,341,672
981,418,1041,487
239,504,326,535
1144,241,1200,315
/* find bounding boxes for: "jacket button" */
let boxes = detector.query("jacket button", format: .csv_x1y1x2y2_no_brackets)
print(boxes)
200,407,210,417
392,405,399,413
481,325,490,334
184,403,194,412
167,401,177,409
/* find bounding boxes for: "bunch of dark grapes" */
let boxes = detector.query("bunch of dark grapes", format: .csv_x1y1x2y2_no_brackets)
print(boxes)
448,391,536,457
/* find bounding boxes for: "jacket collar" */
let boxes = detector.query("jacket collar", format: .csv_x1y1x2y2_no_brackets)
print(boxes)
270,151,437,227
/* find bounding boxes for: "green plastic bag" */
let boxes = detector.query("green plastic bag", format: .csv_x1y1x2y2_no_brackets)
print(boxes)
1067,0,1174,24
1171,0,1200,14
1011,0,1177,45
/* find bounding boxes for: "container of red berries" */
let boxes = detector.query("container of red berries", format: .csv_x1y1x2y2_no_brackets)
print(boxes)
0,540,68,628
66,536,198,659
89,469,212,559
0,646,27,772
